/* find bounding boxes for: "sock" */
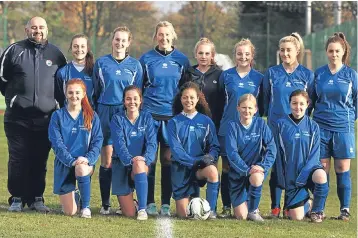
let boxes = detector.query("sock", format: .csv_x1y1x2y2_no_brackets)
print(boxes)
161,165,172,205
269,172,282,209
304,199,311,215
99,166,112,208
248,185,263,213
147,163,156,204
207,181,219,212
76,174,91,209
336,171,351,210
312,182,329,213
220,171,231,208
134,172,148,211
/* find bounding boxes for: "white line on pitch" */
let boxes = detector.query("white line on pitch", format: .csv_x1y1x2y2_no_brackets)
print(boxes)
156,217,173,238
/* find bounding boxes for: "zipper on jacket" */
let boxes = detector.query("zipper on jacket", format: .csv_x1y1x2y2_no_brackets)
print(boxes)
9,95,17,108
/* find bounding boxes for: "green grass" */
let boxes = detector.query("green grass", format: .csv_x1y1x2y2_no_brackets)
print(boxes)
0,116,356,237
0,95,5,110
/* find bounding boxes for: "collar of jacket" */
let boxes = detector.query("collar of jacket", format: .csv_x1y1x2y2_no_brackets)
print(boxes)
26,38,48,49
188,64,220,76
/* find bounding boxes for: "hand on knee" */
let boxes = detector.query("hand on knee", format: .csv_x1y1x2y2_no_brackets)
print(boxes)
312,169,327,184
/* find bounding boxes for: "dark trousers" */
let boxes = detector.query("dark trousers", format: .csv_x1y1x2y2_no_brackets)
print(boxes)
5,122,51,206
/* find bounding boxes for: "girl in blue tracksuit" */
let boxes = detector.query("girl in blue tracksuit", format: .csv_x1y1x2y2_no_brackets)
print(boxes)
274,90,328,223
262,32,314,218
226,94,276,222
110,85,157,220
55,34,95,108
139,21,190,216
167,82,220,218
93,26,143,214
218,39,264,217
49,79,103,219
310,32,357,221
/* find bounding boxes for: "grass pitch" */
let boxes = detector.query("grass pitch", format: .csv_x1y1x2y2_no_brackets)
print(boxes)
0,117,356,238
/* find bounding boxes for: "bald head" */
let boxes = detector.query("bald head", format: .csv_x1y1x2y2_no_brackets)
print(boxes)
25,16,48,43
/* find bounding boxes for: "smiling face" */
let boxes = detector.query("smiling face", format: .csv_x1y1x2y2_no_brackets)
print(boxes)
26,17,48,44
181,88,199,114
66,84,85,108
290,95,309,119
195,44,214,68
124,89,142,113
156,26,174,51
71,37,88,64
238,99,257,122
279,42,299,65
112,31,130,55
235,44,253,68
326,42,344,66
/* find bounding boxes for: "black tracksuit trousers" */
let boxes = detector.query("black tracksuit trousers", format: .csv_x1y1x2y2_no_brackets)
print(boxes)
4,122,51,206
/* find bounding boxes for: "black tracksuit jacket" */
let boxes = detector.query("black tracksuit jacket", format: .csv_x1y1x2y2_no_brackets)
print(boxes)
0,39,66,129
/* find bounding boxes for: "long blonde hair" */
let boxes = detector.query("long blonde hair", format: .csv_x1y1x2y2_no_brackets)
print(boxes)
279,32,304,64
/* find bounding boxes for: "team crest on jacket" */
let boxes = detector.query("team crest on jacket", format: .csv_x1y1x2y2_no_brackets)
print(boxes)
46,60,52,66
162,63,168,69
285,82,291,87
116,70,121,75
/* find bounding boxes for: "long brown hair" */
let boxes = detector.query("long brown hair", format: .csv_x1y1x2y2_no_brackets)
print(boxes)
325,32,351,66
173,82,211,117
66,79,94,131
68,34,94,76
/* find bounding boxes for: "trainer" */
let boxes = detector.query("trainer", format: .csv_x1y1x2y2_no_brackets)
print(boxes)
0,16,66,212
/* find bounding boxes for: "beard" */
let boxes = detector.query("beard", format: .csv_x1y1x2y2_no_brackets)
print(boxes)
27,32,47,44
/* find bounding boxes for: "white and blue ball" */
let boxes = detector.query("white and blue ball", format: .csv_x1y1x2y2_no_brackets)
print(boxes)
186,197,211,220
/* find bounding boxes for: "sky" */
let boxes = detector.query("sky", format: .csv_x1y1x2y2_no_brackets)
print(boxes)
153,1,186,13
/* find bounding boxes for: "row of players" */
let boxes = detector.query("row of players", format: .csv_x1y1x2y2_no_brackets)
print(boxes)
32,21,358,221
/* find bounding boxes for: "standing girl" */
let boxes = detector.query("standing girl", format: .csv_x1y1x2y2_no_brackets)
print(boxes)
226,94,276,222
110,86,157,220
93,26,143,214
275,90,329,223
55,34,95,107
49,79,103,218
139,21,190,216
217,39,263,217
311,32,357,221
167,82,220,218
263,32,314,218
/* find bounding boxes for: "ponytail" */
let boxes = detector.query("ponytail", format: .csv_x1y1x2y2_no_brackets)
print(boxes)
326,32,351,66
279,32,305,64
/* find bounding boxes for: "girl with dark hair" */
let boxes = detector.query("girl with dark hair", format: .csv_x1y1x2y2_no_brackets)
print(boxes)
167,82,220,218
55,34,95,107
311,32,357,221
49,79,103,219
110,85,157,220
263,32,314,218
93,26,143,215
139,21,190,216
274,89,328,223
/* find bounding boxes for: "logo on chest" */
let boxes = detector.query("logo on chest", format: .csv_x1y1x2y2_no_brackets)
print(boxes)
189,126,195,132
238,82,244,88
116,70,121,75
247,81,256,87
328,79,334,85
162,63,168,69
130,131,137,137
285,82,292,87
71,128,77,134
294,133,300,139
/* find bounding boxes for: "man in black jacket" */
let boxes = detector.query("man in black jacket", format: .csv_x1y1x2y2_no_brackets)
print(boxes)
0,16,66,212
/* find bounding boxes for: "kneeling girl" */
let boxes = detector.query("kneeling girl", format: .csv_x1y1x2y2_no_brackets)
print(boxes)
226,94,276,221
167,82,220,218
49,79,103,218
275,89,329,223
110,85,157,220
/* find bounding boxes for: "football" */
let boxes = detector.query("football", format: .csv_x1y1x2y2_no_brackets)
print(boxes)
186,197,211,220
